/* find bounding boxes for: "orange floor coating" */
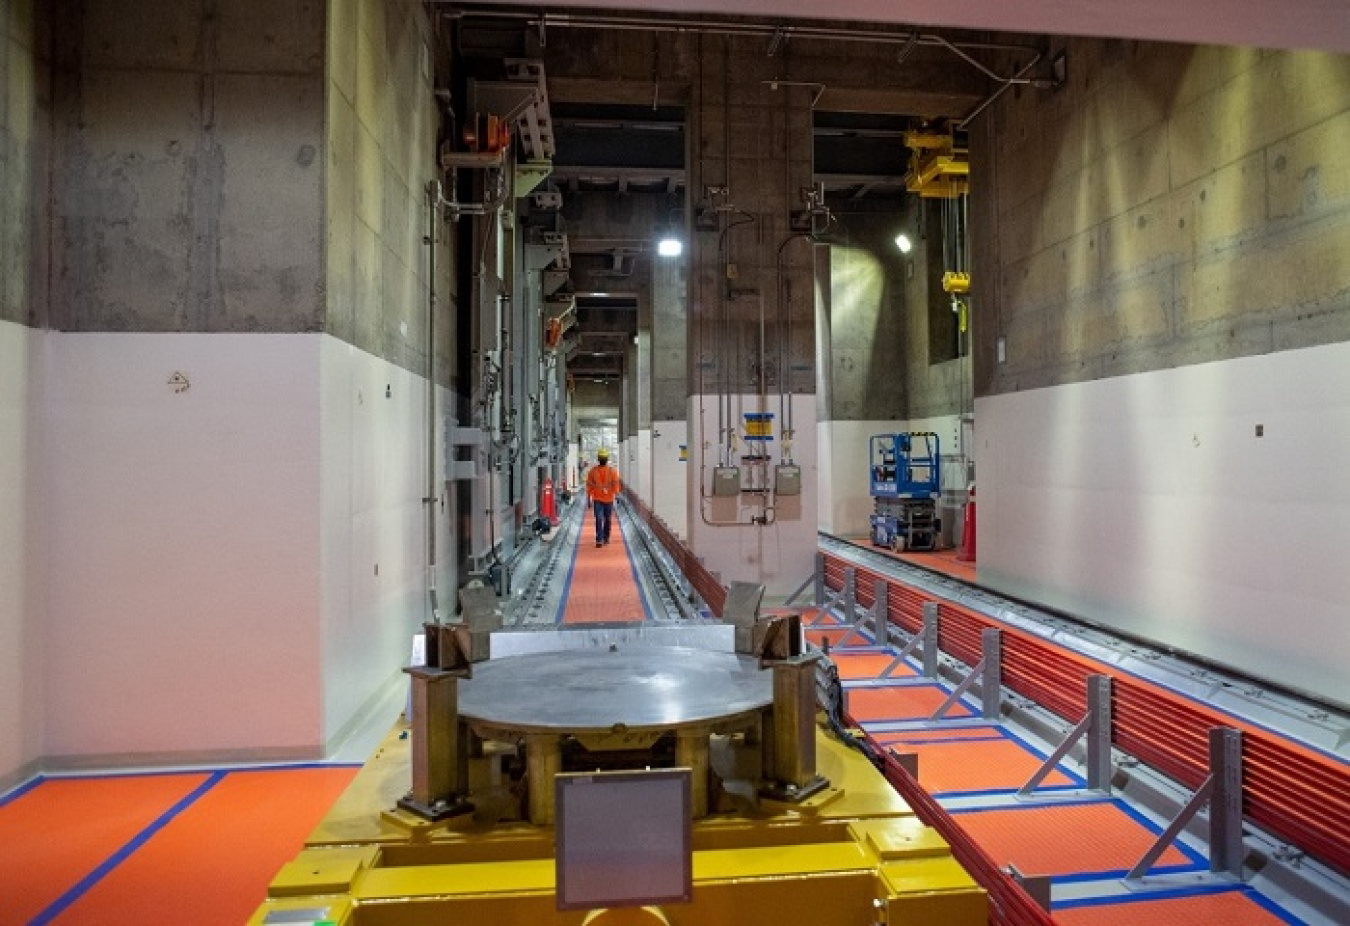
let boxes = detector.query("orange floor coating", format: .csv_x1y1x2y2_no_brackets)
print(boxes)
1054,889,1292,925
0,773,210,926
832,651,917,680
561,506,647,624
807,627,869,648
875,726,1003,743
952,801,1194,877
53,767,357,925
873,736,1077,794
846,683,974,722
839,534,978,583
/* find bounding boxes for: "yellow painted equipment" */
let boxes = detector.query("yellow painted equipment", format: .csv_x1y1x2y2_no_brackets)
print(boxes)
942,271,971,294
250,724,986,925
904,128,969,199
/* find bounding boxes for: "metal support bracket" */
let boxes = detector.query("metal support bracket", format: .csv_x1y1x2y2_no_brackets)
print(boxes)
922,602,939,678
931,628,1001,721
1005,863,1052,911
1019,674,1114,797
834,574,881,647
1126,727,1245,881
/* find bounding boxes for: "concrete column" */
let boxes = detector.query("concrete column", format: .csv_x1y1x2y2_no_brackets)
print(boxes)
685,35,818,597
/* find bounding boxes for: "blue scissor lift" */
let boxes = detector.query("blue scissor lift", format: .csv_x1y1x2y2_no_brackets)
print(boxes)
868,432,941,552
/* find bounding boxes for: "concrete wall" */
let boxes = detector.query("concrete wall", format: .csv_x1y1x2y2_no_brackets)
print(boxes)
651,419,688,538
687,394,818,599
3,0,453,773
972,40,1350,705
51,0,326,333
319,338,453,746
2,0,45,328
976,42,1350,394
322,0,450,737
0,321,45,788
978,343,1350,708
816,419,895,538
815,215,916,537
326,0,449,374
819,218,909,422
1,0,46,789
42,333,323,764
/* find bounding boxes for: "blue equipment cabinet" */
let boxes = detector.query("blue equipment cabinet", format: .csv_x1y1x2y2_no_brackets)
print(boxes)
868,432,941,552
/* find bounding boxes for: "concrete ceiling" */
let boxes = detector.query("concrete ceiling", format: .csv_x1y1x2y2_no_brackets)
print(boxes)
473,0,1350,55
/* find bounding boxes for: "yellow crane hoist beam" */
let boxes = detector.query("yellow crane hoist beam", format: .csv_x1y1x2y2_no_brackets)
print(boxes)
903,128,969,199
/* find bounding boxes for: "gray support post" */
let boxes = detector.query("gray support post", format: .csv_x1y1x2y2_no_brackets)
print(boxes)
1018,674,1114,797
1210,727,1245,877
980,628,1002,719
814,552,825,607
873,578,889,639
1005,864,1052,911
838,574,885,647
1126,726,1245,881
843,567,857,622
1086,675,1114,791
879,622,926,678
921,602,939,678
761,658,829,802
931,627,1001,721
399,668,473,821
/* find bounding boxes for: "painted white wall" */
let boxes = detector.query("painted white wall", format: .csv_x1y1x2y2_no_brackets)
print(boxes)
977,342,1350,708
319,338,451,747
816,419,896,538
651,420,688,538
0,321,44,787
634,428,652,506
687,395,818,599
42,333,323,763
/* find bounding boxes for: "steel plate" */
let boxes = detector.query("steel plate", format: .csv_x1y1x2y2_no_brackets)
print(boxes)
458,646,772,733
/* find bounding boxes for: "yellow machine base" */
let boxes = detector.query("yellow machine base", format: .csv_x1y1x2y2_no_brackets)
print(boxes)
250,725,986,926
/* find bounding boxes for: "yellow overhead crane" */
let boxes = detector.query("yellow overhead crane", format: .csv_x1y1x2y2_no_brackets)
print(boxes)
903,128,969,200
249,616,986,926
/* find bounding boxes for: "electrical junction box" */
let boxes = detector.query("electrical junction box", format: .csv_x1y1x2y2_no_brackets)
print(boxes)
774,465,802,496
712,467,741,497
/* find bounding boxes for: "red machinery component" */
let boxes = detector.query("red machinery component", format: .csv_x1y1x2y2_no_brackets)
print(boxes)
541,477,557,525
957,483,977,562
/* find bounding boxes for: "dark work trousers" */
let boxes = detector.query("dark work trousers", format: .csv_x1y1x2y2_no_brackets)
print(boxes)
592,499,614,543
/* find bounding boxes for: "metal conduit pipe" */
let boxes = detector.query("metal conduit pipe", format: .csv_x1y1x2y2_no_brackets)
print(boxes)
442,9,1047,111
956,52,1044,129
426,181,441,623
444,7,1039,57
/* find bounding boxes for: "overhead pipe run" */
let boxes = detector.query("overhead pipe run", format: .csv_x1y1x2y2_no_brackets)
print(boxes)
445,7,1046,94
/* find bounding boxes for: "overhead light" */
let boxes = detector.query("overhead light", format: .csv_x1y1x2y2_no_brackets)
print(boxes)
894,233,913,254
657,236,683,257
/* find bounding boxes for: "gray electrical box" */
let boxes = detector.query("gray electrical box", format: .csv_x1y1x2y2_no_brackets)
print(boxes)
774,465,802,496
712,467,741,497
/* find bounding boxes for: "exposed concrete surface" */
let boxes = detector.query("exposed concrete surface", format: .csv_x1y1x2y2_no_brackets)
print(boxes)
51,0,326,334
819,212,909,422
974,40,1350,396
652,248,688,421
327,0,451,378
0,0,47,791
1,0,45,328
689,35,817,398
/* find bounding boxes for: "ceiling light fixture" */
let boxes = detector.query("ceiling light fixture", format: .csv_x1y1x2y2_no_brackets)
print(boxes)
657,236,683,257
894,233,913,254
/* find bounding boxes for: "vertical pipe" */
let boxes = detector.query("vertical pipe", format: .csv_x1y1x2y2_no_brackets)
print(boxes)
426,183,439,621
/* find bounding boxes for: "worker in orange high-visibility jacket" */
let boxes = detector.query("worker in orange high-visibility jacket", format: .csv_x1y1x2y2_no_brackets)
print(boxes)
585,448,622,547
